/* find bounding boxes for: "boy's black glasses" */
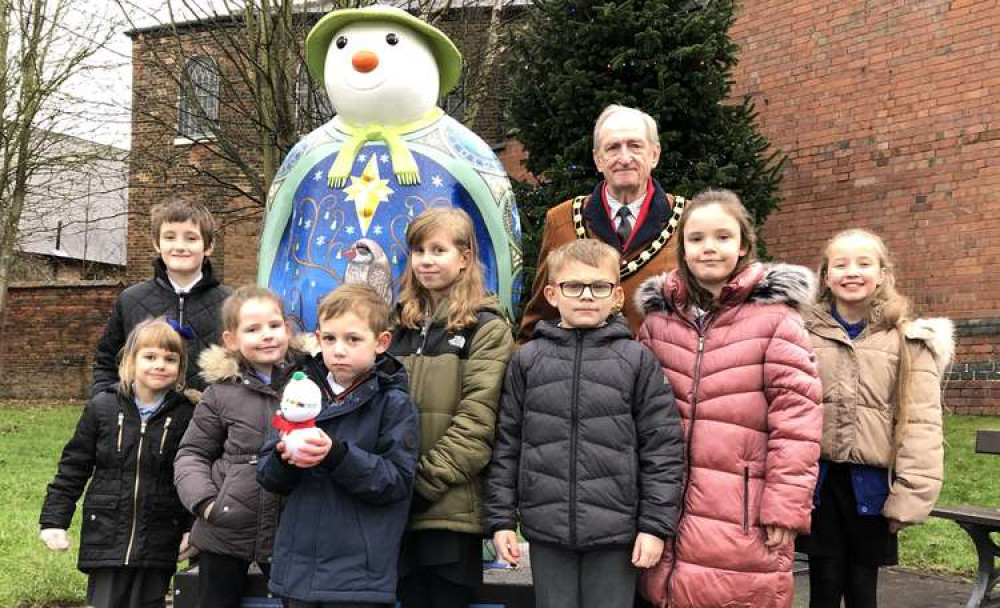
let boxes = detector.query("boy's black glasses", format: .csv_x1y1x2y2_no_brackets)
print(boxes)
556,281,616,299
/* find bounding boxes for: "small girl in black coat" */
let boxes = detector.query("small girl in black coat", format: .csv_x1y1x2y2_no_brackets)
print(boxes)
40,318,195,608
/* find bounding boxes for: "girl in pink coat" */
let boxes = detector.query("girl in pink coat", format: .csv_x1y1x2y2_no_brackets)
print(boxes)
636,189,823,608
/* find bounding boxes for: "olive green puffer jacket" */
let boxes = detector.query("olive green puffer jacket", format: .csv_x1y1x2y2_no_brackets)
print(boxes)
390,298,514,534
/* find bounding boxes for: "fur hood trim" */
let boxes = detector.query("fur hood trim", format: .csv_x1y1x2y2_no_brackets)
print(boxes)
198,336,317,384
636,263,816,317
635,273,670,318
292,332,320,356
905,317,955,374
198,345,242,384
747,263,816,312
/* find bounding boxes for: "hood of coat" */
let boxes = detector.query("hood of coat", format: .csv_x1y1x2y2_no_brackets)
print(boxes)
805,306,955,376
636,263,816,318
532,314,633,345
197,343,309,385
904,317,955,374
427,294,507,324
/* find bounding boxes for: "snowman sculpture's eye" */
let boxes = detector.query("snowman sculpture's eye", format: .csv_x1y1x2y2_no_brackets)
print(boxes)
336,36,348,49
386,33,399,45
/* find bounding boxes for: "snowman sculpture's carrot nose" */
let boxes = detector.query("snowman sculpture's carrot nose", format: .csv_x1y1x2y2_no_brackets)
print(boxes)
352,51,379,73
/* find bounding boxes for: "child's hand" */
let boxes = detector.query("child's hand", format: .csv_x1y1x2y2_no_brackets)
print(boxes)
178,532,195,561
631,532,664,568
287,431,333,468
40,528,70,552
764,525,796,549
492,530,521,567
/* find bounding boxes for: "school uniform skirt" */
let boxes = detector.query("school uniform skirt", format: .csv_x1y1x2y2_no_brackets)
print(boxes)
796,462,898,566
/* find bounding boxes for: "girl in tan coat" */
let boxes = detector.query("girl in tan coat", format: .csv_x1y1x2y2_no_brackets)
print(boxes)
797,229,954,608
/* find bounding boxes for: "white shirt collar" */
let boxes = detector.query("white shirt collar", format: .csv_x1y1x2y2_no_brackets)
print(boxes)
169,272,202,293
327,372,346,396
605,189,644,224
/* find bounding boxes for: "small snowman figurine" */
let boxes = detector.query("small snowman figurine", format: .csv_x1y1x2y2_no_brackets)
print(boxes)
258,5,521,331
273,371,324,459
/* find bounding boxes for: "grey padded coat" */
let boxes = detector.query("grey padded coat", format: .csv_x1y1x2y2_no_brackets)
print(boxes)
486,316,684,549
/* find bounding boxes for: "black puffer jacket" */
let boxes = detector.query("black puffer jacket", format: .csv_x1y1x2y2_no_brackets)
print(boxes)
92,258,231,396
174,345,301,562
486,316,684,549
40,390,195,572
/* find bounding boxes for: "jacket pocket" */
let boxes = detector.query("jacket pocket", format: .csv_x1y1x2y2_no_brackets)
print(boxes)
146,496,185,554
353,504,372,572
211,464,255,530
81,493,119,548
741,465,750,535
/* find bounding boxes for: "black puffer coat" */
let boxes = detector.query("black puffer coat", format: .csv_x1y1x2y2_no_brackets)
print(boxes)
174,345,300,562
40,390,195,572
91,258,231,396
486,317,684,549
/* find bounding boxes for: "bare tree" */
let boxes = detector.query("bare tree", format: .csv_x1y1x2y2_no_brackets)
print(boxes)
121,0,520,216
0,0,117,311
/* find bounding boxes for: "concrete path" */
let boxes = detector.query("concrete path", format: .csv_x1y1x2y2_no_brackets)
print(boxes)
792,567,992,607
484,557,995,607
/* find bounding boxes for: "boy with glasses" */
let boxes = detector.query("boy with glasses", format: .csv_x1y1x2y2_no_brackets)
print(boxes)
486,239,684,608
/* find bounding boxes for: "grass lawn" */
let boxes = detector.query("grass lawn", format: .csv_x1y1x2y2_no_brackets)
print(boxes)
0,402,998,606
898,413,1000,574
0,402,89,607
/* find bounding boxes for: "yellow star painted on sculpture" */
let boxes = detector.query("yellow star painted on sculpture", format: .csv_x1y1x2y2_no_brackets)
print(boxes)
343,156,394,236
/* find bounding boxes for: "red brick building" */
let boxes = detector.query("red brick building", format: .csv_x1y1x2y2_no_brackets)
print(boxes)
729,0,1000,413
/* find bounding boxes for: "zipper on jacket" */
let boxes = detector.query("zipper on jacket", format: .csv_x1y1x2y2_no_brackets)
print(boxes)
116,412,125,452
569,331,583,548
253,402,269,562
666,329,707,595
159,417,172,455
742,465,750,535
178,292,187,327
124,420,147,565
415,317,431,355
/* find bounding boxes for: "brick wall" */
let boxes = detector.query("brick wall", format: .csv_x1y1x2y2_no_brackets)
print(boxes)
730,0,1000,414
0,282,122,400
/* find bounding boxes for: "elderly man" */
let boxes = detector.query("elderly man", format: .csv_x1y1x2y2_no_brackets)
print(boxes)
518,105,687,340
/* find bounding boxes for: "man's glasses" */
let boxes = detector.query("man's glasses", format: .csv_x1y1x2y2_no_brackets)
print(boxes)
555,281,617,299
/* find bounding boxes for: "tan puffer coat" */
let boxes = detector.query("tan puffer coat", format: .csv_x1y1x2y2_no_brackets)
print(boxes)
636,263,823,608
804,304,953,523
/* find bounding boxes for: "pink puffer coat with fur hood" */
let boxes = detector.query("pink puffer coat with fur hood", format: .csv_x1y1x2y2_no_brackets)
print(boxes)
636,263,823,608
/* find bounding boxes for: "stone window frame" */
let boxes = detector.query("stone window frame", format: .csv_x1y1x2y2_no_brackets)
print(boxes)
176,56,221,143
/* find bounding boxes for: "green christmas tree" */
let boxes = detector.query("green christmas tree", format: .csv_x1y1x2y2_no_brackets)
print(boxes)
506,0,783,296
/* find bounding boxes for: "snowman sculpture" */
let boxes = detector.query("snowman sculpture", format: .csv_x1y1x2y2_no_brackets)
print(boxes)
258,5,522,331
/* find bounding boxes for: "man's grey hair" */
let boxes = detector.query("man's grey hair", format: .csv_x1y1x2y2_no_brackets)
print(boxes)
592,105,659,150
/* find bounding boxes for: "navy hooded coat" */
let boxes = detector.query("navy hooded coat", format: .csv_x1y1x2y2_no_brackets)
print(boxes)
257,353,419,604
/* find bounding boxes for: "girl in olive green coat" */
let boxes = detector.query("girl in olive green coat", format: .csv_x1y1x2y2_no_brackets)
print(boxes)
390,208,514,608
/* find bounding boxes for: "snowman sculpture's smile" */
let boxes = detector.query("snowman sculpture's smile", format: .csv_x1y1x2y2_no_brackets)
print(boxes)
324,22,440,126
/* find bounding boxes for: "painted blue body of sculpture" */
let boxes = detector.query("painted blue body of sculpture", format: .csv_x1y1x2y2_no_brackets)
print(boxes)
260,113,522,332
268,146,512,331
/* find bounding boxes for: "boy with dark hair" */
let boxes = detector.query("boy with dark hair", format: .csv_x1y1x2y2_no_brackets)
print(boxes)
257,283,419,608
92,200,231,395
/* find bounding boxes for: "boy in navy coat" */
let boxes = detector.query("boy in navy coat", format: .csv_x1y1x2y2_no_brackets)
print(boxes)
257,284,419,607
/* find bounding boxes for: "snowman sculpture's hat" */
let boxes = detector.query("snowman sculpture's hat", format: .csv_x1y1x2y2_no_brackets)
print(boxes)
306,5,463,96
